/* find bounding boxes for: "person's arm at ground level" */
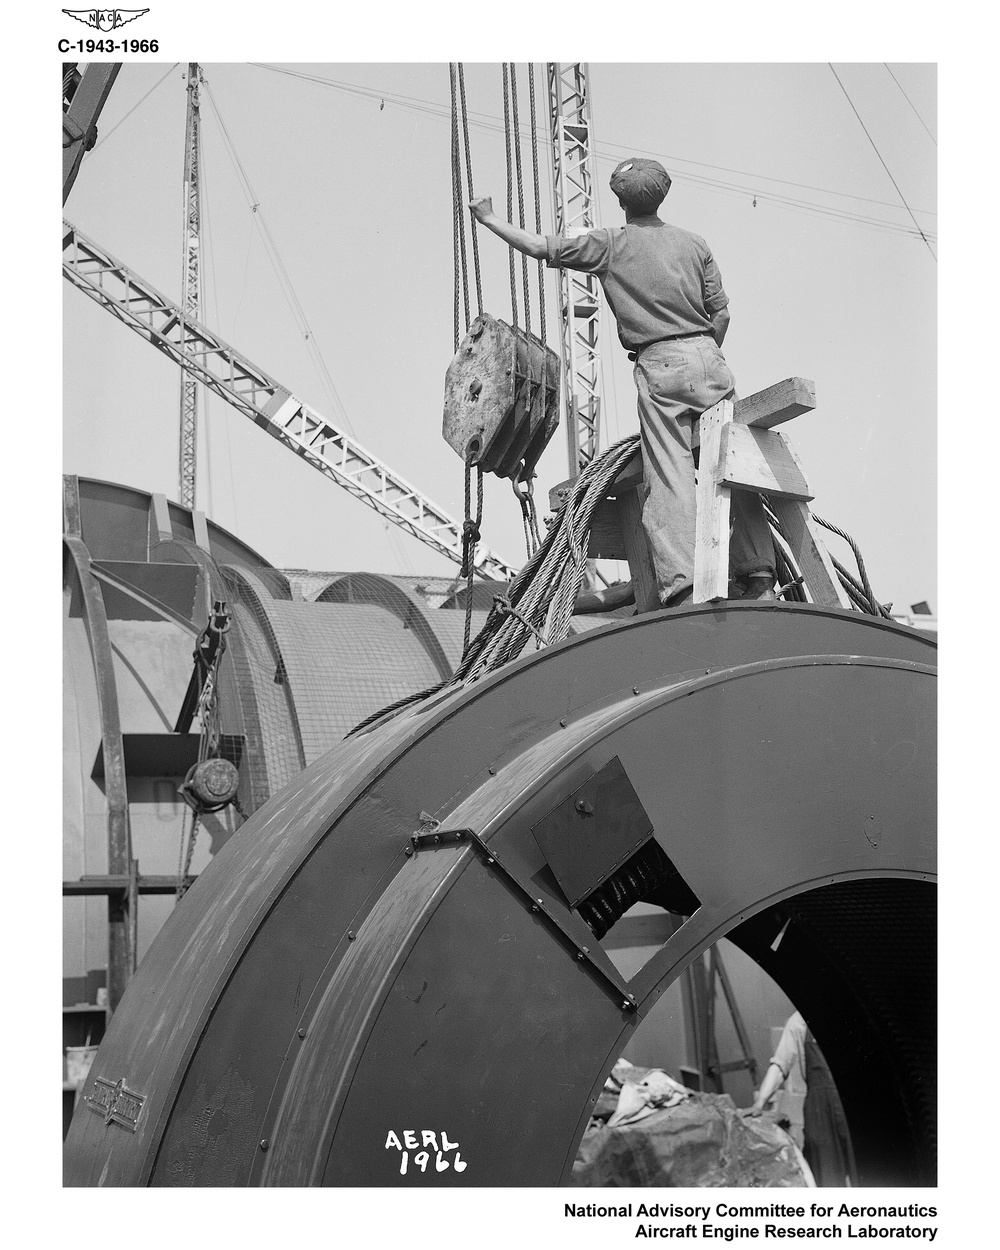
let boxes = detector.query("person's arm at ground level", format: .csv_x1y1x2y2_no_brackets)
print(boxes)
710,306,730,346
470,196,547,259
747,1061,786,1114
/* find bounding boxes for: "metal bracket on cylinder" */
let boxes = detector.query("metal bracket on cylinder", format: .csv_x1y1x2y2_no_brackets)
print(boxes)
408,826,637,1012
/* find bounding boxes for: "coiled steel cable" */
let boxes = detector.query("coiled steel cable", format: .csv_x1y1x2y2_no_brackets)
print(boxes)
813,514,892,616
346,436,642,737
765,497,889,616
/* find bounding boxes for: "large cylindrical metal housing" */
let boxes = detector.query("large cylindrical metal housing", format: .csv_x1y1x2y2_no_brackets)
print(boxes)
64,603,935,1187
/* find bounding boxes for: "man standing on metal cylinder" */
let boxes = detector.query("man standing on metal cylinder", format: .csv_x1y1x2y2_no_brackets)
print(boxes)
470,157,777,608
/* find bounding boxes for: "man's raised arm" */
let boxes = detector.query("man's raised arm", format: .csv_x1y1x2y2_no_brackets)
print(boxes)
470,196,547,260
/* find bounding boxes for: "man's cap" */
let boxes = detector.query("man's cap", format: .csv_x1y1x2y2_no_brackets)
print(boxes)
610,157,672,212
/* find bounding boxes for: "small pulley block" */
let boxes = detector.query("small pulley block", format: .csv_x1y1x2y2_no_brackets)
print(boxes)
443,313,560,481
180,757,240,814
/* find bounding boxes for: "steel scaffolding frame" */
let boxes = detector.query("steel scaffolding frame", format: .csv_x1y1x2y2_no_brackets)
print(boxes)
63,222,516,581
547,63,603,480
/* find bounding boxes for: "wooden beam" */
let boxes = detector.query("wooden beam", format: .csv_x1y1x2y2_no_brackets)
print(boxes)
549,380,816,497
769,498,852,608
736,377,816,429
617,484,660,612
719,425,813,502
586,499,628,560
693,377,816,450
693,400,733,602
546,379,818,603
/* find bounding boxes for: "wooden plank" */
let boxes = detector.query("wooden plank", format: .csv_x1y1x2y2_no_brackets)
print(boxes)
735,377,816,429
586,497,628,560
769,498,852,608
693,377,815,450
551,375,813,491
719,424,813,502
618,484,660,612
693,400,733,602
549,449,643,514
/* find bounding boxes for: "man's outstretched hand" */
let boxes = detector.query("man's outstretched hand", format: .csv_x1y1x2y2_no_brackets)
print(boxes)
467,199,547,259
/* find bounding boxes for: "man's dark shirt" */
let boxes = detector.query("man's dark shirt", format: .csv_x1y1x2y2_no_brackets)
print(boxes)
545,217,728,350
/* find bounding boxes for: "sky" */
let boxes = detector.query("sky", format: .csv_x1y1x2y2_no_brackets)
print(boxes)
63,59,937,612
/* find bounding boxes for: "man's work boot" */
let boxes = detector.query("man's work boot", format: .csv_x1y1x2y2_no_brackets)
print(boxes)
742,572,777,601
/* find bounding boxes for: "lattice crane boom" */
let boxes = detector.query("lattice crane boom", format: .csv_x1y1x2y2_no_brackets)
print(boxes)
178,62,203,510
63,221,517,581
546,63,603,480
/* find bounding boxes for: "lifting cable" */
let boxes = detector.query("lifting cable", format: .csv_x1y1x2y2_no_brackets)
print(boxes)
450,63,551,652
175,603,237,900
450,62,486,654
501,63,547,561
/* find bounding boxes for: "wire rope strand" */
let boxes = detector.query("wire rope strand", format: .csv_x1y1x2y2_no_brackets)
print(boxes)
449,65,463,352
883,63,937,147
501,63,519,332
828,63,936,261
462,459,474,653
175,808,201,900
509,64,532,334
452,71,471,335
201,79,359,436
250,64,936,240
457,64,484,316
812,513,886,614
527,63,547,352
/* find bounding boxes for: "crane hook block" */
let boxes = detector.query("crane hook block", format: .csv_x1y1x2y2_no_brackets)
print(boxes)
443,313,560,482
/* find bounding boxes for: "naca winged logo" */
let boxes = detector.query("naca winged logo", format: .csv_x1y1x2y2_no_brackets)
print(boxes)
62,9,150,30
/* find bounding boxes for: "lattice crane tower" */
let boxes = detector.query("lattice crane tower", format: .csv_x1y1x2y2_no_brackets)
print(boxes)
178,62,203,510
546,63,603,480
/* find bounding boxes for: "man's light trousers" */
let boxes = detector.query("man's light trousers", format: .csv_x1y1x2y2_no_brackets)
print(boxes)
634,335,776,606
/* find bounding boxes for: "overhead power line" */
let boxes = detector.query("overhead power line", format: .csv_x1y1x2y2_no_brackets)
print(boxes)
828,64,937,261
201,76,359,438
883,64,937,147
249,62,936,242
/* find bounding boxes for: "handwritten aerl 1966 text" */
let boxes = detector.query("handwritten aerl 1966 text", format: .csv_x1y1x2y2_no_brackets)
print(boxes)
384,1129,467,1175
